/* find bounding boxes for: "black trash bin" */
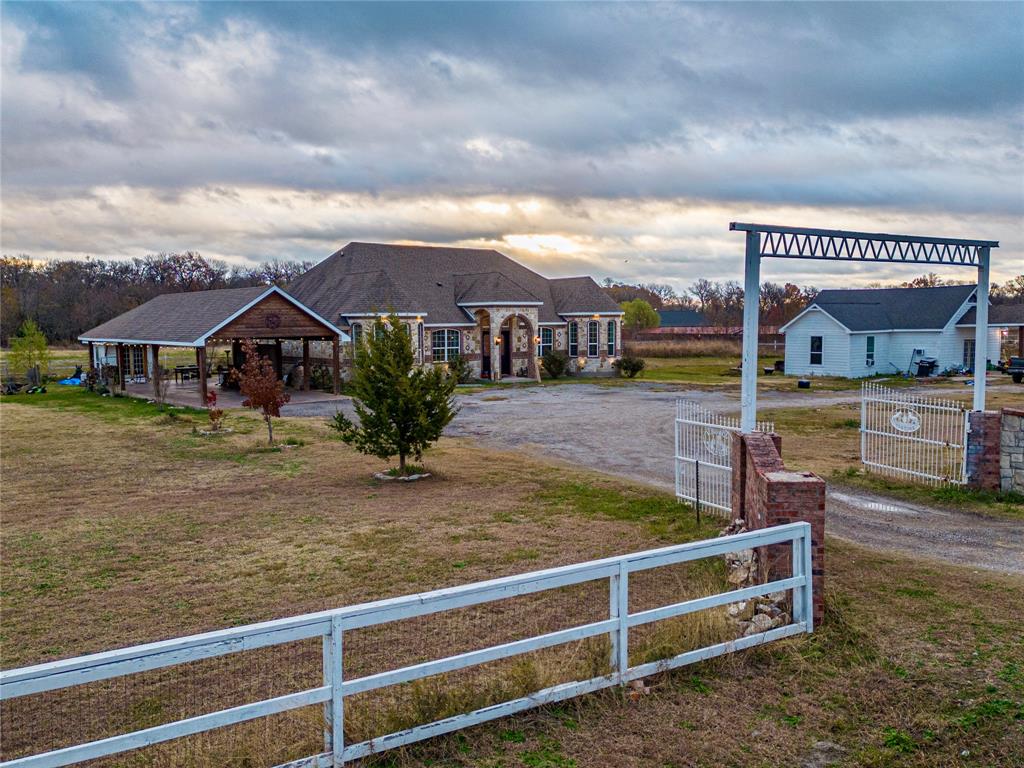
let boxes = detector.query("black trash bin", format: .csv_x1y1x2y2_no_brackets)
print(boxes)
915,358,937,377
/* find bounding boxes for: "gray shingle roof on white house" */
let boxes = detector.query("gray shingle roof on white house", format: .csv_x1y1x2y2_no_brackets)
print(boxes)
783,284,977,332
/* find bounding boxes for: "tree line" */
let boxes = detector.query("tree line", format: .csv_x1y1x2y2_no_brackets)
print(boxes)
0,252,312,344
607,272,1024,332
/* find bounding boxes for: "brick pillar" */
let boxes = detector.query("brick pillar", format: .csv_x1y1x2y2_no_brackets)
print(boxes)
965,411,1001,491
732,432,825,626
730,431,782,522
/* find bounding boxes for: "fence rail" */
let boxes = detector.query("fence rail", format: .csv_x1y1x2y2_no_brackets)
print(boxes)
0,523,813,768
860,381,968,485
675,399,774,515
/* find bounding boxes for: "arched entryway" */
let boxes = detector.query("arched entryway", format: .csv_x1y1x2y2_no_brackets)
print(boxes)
494,313,537,381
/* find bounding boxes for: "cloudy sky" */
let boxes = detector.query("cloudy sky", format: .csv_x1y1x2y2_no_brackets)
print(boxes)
2,1,1021,291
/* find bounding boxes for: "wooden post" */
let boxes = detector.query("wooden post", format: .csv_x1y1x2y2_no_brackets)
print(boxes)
332,336,341,395
302,338,311,391
196,345,208,406
116,343,124,391
1018,325,1023,357
152,345,161,400
87,342,95,373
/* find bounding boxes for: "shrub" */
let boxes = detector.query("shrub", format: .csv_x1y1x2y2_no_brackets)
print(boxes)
447,354,474,384
206,392,225,432
541,350,569,379
613,354,646,378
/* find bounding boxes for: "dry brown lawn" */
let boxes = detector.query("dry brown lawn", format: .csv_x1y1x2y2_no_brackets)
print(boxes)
1,389,1022,767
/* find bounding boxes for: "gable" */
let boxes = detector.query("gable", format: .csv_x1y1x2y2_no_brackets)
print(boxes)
209,292,340,341
782,306,851,335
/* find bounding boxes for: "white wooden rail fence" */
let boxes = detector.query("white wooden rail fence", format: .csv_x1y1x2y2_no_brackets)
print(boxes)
860,381,969,486
675,399,774,515
0,523,813,768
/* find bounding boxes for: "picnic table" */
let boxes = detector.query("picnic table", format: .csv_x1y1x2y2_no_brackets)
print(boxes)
173,365,200,383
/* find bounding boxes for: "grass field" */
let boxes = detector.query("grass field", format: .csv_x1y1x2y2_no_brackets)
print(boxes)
1,389,1022,766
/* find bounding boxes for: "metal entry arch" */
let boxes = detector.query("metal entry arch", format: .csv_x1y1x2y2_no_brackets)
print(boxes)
728,223,999,432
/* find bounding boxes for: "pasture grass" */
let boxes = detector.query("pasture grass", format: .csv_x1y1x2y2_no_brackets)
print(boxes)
2,389,1022,766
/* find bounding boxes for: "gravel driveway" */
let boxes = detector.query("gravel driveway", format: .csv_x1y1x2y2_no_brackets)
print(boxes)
287,382,1024,575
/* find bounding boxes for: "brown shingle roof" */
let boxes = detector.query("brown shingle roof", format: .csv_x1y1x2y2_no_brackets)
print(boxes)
79,286,343,345
287,242,620,325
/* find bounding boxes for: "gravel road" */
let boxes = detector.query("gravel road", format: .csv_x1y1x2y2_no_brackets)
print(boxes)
286,382,1024,575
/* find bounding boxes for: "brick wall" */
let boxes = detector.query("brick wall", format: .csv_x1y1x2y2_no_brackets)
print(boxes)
1001,407,1024,493
731,432,826,625
965,410,1002,491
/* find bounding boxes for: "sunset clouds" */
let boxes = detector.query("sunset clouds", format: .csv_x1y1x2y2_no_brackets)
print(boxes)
2,2,1021,289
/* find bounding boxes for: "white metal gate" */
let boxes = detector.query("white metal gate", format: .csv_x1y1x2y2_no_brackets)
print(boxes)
675,399,774,516
860,381,969,485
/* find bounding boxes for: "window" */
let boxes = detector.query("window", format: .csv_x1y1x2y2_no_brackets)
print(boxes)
809,336,823,366
539,327,553,356
963,339,976,369
865,336,875,367
432,329,461,362
568,322,578,356
351,323,363,347
588,320,600,357
607,320,616,356
130,346,144,376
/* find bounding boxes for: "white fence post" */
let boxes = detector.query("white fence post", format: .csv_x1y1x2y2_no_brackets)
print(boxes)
326,615,344,766
610,562,629,682
801,528,814,633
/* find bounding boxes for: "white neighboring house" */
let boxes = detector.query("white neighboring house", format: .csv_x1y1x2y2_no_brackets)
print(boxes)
779,284,1001,378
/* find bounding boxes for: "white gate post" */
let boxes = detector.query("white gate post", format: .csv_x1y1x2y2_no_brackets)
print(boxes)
972,246,990,412
740,231,761,433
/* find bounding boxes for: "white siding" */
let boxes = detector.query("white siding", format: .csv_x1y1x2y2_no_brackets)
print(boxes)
783,310,851,377
847,332,891,378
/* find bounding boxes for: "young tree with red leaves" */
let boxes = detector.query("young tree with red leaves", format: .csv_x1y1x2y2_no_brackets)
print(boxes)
236,339,290,445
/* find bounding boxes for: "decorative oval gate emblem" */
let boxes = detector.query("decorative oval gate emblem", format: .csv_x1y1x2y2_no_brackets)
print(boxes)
701,429,730,458
889,408,921,433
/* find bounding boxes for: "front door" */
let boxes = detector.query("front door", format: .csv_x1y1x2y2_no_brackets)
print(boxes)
481,331,491,377
500,330,512,376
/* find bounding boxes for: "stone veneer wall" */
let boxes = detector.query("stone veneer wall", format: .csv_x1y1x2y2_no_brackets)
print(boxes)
1001,407,1024,493
730,431,825,626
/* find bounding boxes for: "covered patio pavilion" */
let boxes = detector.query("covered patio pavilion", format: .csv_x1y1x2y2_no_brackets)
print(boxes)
79,285,350,408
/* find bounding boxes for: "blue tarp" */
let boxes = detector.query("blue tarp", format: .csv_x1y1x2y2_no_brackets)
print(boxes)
59,377,82,386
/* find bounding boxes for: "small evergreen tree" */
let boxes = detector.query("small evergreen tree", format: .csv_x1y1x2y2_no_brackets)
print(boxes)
9,319,50,383
330,314,458,474
236,339,290,445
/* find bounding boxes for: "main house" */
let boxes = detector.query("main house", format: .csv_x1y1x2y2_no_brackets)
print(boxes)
779,284,1002,378
285,242,623,380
